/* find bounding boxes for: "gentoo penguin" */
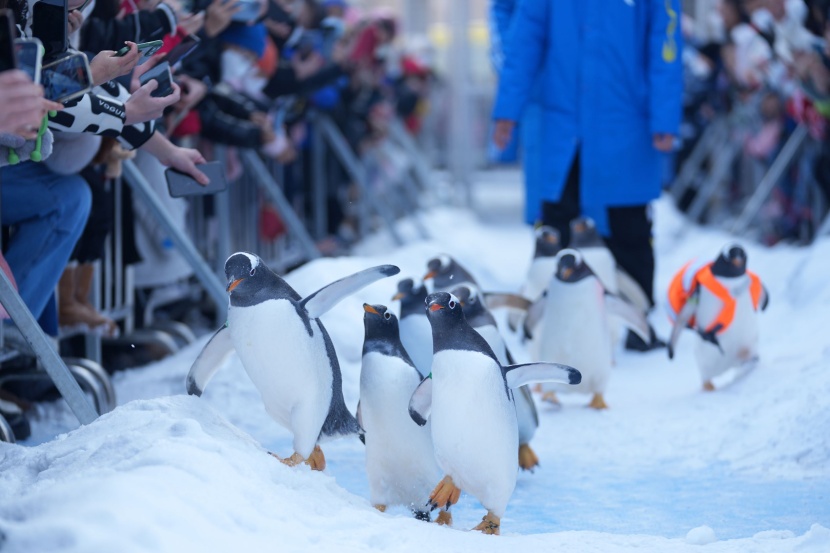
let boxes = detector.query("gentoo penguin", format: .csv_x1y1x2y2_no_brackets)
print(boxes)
667,244,769,391
358,304,448,524
409,292,581,534
508,226,562,333
392,278,432,378
526,249,649,409
423,254,478,292
452,285,541,472
186,252,400,470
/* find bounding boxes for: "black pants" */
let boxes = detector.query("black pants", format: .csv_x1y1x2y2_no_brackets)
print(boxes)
540,152,655,306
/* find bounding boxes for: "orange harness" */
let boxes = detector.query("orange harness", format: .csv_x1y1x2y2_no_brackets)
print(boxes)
668,262,763,334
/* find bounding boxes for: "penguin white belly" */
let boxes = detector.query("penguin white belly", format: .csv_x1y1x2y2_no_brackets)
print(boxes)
228,300,333,455
694,278,760,381
360,352,440,508
537,278,612,395
400,315,433,378
580,247,624,346
430,350,518,518
511,258,557,331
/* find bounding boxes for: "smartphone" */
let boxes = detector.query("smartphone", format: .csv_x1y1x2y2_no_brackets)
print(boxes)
0,8,16,73
41,51,92,103
32,0,67,61
157,34,201,68
139,61,174,98
115,39,164,63
230,0,261,23
165,161,227,197
14,37,44,84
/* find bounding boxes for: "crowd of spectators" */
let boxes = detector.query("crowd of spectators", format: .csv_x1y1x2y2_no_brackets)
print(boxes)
678,0,830,243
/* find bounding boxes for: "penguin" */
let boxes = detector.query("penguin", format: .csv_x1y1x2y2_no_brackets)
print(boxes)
391,278,432,378
423,254,478,292
667,244,769,391
186,252,400,470
508,226,562,333
525,249,650,409
409,292,581,535
358,304,449,524
451,285,541,472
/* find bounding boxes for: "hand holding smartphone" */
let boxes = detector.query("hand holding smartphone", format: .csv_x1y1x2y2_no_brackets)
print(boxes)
139,61,174,98
114,39,163,64
165,160,227,197
41,52,93,103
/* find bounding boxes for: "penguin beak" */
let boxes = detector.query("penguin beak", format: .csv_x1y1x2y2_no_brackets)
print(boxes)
227,278,243,293
545,235,558,244
561,267,573,280
363,304,381,315
428,303,444,312
423,270,437,280
731,257,743,267
391,292,405,301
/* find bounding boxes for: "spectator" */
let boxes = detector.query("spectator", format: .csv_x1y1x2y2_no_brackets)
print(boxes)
492,0,684,351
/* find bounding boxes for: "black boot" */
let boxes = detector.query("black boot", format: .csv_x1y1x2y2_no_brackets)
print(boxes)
624,326,666,352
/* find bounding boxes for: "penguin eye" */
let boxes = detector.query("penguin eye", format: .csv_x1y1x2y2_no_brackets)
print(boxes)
249,268,256,276
383,312,391,320
448,300,456,309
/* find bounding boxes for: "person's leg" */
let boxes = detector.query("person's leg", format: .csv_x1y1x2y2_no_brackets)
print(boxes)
605,204,664,350
0,162,92,320
540,151,581,246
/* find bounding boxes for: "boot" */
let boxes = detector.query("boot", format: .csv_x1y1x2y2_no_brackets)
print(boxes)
58,265,89,328
75,263,118,337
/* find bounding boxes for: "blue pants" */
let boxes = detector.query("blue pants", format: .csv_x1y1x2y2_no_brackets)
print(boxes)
1,162,91,322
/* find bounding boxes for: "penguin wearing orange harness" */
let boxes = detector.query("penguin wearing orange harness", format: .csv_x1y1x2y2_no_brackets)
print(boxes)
667,244,769,391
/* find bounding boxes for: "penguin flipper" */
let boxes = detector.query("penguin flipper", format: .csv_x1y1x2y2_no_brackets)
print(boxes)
186,325,234,396
604,293,651,341
408,376,433,426
668,295,698,360
503,362,581,388
356,401,365,445
615,267,652,313
301,265,401,319
522,297,546,340
483,292,532,312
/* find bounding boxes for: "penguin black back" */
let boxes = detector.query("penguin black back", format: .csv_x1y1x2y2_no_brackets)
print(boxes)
711,244,748,278
425,292,498,363
362,304,415,366
225,252,301,307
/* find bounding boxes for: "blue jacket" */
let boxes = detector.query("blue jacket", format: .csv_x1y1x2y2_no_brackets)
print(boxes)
492,0,684,235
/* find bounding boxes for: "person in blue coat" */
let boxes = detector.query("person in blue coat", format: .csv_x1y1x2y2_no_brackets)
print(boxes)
489,0,545,224
492,0,684,350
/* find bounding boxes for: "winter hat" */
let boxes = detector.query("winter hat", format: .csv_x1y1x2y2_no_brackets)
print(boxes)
220,23,268,58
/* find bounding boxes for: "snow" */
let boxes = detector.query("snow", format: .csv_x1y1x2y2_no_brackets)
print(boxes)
1,174,829,552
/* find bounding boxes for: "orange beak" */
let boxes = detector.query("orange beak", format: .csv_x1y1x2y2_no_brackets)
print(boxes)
423,270,437,280
545,235,559,244
731,257,742,267
363,304,380,315
429,303,444,312
391,292,405,301
227,278,243,293
561,267,574,280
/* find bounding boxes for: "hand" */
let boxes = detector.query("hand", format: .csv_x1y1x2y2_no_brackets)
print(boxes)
173,75,207,112
0,70,63,138
129,54,163,93
204,0,241,38
124,81,182,125
163,145,209,184
652,133,675,152
178,10,205,35
68,10,84,34
90,43,141,86
492,119,515,150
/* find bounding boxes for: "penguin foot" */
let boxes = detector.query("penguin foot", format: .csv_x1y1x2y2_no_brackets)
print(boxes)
374,504,387,513
413,510,431,522
702,381,716,392
541,391,561,407
434,510,453,526
271,452,305,466
427,476,461,511
305,445,326,471
518,443,540,472
588,393,608,410
472,512,500,535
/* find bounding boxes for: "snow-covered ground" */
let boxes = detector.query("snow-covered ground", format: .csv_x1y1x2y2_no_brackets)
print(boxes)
1,173,829,552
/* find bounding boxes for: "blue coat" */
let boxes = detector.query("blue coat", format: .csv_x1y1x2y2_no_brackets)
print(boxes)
492,0,684,236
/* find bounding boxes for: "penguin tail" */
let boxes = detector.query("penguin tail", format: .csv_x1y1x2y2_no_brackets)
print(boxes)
318,402,362,441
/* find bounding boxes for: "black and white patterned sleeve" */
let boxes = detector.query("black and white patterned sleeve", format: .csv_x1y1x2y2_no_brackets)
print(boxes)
48,81,156,150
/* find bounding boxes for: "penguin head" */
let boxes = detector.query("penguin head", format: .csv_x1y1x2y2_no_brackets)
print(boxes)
712,243,748,277
224,252,287,305
534,226,562,258
424,254,453,282
450,284,485,319
392,278,428,317
555,249,593,283
424,291,465,325
362,303,400,341
569,217,603,248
